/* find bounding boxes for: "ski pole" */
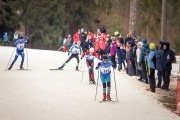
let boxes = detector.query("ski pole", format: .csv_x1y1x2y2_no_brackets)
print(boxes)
95,70,99,101
5,47,16,70
81,58,85,84
113,68,118,103
80,59,82,68
26,47,29,69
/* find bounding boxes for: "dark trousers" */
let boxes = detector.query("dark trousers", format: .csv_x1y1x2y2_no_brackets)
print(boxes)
157,71,162,87
149,68,155,92
61,54,79,69
162,70,171,89
111,55,116,69
142,61,148,83
86,60,94,81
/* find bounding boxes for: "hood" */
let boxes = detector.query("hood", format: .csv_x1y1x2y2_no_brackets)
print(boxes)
142,38,147,44
164,41,170,50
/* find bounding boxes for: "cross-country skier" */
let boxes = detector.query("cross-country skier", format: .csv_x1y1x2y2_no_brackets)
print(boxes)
96,55,113,101
81,48,97,85
8,36,27,70
58,41,82,71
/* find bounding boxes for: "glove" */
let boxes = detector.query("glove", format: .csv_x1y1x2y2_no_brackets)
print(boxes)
97,63,101,67
88,66,91,69
95,66,99,70
68,52,70,56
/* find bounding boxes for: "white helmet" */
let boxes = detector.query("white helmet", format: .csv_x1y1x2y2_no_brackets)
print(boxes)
89,48,94,52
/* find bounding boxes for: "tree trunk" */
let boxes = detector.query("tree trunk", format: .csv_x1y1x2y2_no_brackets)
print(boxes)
161,0,167,41
129,0,138,36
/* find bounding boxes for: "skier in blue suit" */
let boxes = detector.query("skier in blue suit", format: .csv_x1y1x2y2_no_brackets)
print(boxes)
8,36,27,70
96,55,113,101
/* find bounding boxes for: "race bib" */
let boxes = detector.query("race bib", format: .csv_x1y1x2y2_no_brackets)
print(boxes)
72,47,80,54
17,43,24,49
100,67,111,74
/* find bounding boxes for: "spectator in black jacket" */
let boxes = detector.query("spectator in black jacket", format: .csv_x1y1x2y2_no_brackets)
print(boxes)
161,41,175,91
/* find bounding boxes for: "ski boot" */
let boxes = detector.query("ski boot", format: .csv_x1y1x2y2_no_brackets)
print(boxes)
20,62,24,69
76,66,79,71
102,94,106,101
107,93,111,101
8,63,13,70
92,80,96,85
58,65,64,70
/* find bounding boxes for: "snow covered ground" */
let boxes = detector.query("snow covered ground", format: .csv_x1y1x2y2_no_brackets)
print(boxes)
0,46,179,120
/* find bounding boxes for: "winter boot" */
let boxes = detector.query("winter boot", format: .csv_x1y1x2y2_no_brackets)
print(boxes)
102,94,106,101
20,62,24,69
8,63,13,70
107,93,111,101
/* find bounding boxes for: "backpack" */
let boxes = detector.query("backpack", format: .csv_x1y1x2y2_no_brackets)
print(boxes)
152,51,157,69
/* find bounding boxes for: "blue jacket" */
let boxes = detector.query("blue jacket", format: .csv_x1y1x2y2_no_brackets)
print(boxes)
140,38,150,62
156,49,163,71
145,50,157,69
3,32,9,42
96,61,112,77
117,47,125,63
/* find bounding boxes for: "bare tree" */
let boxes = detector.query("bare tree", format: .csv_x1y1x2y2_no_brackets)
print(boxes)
161,0,167,41
129,0,138,36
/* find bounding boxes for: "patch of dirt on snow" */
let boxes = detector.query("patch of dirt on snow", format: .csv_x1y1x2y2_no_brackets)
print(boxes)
156,75,177,114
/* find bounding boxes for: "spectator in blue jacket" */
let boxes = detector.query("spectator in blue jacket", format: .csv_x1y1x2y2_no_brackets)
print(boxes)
139,38,150,84
145,43,157,92
3,32,9,46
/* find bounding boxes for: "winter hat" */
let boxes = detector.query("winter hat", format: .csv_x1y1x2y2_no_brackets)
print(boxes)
142,38,147,44
102,55,108,60
81,28,84,33
114,31,119,36
19,36,23,39
89,48,94,53
137,42,143,47
149,43,156,50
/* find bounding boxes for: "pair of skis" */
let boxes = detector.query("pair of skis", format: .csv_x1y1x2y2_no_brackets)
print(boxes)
99,100,117,103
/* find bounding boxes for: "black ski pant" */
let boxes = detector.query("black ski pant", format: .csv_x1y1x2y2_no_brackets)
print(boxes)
86,60,94,81
141,61,148,83
111,55,116,69
62,54,79,68
148,68,155,92
162,70,171,89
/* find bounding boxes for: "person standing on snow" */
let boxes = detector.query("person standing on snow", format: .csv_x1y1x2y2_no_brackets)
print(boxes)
3,32,9,46
145,43,157,93
81,48,97,85
110,37,117,69
79,28,88,53
58,41,82,71
96,56,113,101
8,36,28,70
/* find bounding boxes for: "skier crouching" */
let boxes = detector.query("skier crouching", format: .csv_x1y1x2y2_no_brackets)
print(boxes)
58,41,82,71
81,47,97,85
96,56,113,101
8,36,27,70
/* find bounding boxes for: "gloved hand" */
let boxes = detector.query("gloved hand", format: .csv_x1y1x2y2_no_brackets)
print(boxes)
97,63,101,67
88,66,91,69
68,52,70,56
95,66,99,70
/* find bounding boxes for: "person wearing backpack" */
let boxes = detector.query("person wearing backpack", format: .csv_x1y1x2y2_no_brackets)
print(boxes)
145,43,157,93
161,41,175,91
